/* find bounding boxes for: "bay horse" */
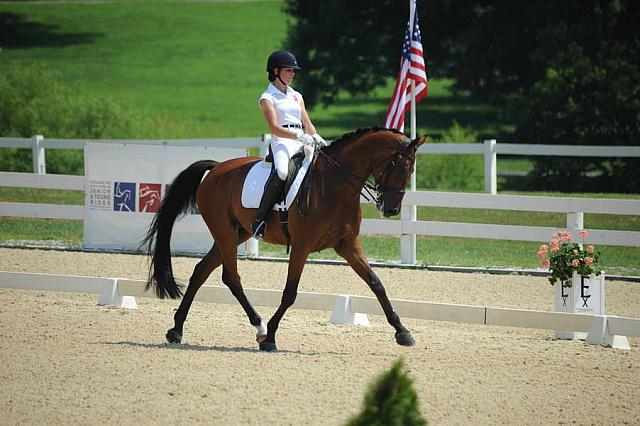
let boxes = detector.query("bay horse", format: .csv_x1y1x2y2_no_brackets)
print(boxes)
141,127,426,351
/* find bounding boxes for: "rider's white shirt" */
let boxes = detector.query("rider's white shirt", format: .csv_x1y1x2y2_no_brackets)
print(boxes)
259,83,303,127
259,84,304,158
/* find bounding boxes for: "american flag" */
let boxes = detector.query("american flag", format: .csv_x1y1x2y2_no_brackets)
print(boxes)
384,7,428,132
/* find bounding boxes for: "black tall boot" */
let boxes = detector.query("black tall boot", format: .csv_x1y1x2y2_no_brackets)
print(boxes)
251,171,285,239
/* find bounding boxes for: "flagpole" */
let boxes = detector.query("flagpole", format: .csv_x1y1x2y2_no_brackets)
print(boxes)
409,0,417,190
401,0,418,264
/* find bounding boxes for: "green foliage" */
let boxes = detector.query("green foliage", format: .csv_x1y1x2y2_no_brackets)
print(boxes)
0,63,131,138
45,149,83,175
285,0,640,192
0,63,159,174
417,122,483,191
513,40,640,192
347,359,427,426
284,0,407,107
536,231,601,288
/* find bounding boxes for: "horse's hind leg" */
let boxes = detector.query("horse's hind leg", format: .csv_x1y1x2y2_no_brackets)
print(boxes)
335,238,415,347
166,245,222,343
218,230,265,343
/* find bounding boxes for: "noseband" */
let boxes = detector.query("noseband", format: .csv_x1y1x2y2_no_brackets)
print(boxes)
372,145,414,203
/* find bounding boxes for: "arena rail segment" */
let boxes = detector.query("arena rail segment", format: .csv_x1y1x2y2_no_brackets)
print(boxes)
1,271,637,349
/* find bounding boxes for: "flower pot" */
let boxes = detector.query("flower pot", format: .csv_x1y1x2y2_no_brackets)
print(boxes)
554,271,605,340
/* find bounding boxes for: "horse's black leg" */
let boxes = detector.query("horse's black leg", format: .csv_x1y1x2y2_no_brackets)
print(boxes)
167,245,222,343
260,247,309,351
218,231,265,343
335,238,415,346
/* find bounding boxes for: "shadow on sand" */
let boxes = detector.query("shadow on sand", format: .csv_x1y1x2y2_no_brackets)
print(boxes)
98,340,351,357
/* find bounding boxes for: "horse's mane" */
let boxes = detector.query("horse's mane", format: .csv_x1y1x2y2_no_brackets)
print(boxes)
324,126,405,152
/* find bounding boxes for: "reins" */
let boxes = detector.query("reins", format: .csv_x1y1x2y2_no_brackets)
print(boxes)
316,149,378,202
316,142,415,205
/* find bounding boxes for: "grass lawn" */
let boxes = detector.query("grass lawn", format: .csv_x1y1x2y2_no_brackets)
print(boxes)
0,2,511,140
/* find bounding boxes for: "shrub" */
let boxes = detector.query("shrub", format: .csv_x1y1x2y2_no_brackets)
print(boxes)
0,63,158,174
347,359,427,426
417,121,483,191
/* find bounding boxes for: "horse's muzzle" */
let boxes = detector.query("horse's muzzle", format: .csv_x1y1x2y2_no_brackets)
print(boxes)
378,191,405,217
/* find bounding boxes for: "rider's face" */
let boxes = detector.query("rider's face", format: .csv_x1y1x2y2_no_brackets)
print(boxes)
277,67,295,84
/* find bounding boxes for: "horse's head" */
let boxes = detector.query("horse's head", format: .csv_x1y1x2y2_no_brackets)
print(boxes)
371,134,426,217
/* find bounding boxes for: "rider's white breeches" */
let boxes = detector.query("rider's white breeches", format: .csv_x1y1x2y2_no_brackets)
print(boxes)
271,137,303,181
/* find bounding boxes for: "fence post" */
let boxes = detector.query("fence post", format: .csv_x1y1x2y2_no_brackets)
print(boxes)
32,134,46,174
400,204,416,264
483,139,496,195
566,212,584,234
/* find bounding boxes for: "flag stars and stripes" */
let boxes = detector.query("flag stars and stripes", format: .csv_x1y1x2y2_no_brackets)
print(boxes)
385,7,428,132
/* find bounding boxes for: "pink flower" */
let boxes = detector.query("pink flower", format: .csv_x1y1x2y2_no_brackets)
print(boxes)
539,244,548,252
551,246,559,253
585,257,593,265
579,230,589,238
552,232,560,239
542,259,550,267
587,245,595,254
562,232,573,241
571,259,580,267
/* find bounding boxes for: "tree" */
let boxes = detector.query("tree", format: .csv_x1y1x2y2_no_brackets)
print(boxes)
283,0,407,107
285,0,640,191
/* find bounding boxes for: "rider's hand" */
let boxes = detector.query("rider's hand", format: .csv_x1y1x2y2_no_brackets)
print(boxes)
311,133,328,146
297,133,315,146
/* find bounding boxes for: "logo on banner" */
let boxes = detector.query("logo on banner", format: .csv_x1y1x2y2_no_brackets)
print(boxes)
139,183,161,213
114,182,136,212
89,181,112,210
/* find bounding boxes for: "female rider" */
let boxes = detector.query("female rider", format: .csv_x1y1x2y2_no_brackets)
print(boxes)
251,50,327,239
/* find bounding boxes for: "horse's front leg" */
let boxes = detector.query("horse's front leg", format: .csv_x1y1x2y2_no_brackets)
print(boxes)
260,247,310,351
335,238,415,346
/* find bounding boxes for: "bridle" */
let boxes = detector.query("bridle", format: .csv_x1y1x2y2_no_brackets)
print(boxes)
317,142,415,208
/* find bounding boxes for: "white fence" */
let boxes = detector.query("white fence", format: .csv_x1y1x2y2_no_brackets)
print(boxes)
0,270,638,349
1,136,640,264
3,135,640,194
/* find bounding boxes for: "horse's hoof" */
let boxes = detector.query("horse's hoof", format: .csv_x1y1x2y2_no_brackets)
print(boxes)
166,329,182,344
395,331,415,346
259,341,278,352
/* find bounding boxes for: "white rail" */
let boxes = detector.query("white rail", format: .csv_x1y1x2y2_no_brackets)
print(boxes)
2,135,640,194
1,271,638,347
1,137,639,264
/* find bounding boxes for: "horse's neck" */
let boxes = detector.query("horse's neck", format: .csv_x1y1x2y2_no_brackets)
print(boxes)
332,136,389,179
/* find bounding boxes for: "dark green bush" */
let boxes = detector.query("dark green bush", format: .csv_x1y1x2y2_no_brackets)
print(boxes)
347,359,427,426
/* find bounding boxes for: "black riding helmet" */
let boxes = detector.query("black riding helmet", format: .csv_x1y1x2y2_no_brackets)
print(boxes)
267,50,301,83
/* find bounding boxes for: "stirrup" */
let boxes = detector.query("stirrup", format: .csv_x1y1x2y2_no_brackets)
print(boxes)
251,218,266,240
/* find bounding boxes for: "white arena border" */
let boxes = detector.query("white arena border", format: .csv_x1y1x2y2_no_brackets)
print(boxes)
1,270,638,349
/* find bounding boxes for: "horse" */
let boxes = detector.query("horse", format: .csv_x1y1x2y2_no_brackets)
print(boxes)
141,127,426,351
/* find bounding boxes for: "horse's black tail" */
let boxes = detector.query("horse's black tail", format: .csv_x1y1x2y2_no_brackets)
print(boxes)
139,160,218,299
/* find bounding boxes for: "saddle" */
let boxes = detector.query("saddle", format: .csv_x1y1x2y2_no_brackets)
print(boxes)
250,147,318,253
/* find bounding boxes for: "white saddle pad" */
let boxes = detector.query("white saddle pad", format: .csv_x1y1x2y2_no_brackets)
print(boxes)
241,158,312,210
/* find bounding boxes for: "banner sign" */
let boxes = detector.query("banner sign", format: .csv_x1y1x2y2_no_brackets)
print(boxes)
83,142,246,254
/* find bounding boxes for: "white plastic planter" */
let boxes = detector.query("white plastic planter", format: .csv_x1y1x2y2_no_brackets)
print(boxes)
554,271,605,339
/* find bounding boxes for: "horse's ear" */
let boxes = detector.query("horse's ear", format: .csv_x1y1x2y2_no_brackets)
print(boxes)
410,135,427,148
